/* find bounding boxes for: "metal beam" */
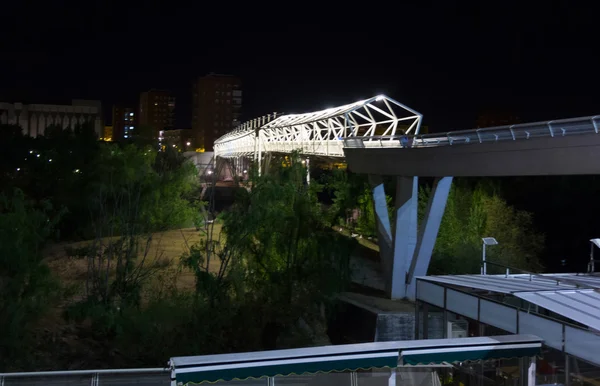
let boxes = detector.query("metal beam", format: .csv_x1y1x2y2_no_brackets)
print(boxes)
405,177,453,300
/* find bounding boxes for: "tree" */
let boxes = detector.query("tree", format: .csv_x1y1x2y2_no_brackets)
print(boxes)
424,181,544,275
0,189,60,370
325,169,393,237
183,152,354,351
66,144,199,337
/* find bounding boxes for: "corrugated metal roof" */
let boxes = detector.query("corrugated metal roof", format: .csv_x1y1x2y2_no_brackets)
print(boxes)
419,274,577,293
420,273,600,294
419,273,600,331
542,273,600,289
515,290,600,331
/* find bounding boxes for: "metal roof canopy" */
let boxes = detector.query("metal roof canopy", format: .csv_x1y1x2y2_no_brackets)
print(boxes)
421,273,600,294
170,335,541,384
515,290,600,332
416,274,600,367
419,274,600,330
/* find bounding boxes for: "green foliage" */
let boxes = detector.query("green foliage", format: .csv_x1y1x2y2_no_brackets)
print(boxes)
425,181,544,275
325,170,393,237
181,153,354,351
0,189,60,369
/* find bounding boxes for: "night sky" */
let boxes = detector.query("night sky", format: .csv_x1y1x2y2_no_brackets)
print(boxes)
1,2,598,131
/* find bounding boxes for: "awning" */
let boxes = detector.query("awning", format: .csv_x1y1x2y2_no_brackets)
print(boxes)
171,335,543,385
401,343,542,366
174,351,398,385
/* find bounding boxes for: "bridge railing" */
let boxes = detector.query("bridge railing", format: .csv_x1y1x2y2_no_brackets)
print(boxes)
344,115,600,149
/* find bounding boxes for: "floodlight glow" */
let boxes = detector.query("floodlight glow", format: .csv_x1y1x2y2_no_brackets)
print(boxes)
186,142,191,146
376,95,385,101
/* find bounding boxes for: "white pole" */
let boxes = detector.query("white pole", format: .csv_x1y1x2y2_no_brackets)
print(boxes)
527,356,537,386
482,243,487,275
388,368,397,386
306,158,310,185
257,131,262,177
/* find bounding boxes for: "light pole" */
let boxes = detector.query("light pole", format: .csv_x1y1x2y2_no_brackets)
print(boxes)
481,237,498,275
589,238,600,273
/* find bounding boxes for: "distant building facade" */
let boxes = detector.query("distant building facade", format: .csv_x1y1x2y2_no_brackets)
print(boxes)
139,89,175,140
0,99,103,137
112,106,136,140
103,125,113,141
192,73,242,151
161,128,193,151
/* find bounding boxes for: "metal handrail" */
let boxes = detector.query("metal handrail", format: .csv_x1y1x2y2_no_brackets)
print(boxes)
481,260,595,289
344,115,600,149
0,368,168,378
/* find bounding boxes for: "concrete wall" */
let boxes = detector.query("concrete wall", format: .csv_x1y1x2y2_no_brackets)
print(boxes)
344,133,600,177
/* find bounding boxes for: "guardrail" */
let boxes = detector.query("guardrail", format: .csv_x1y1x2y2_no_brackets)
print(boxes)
344,115,600,149
0,367,169,386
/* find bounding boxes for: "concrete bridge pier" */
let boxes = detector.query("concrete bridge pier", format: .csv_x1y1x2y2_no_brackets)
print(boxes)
369,175,453,300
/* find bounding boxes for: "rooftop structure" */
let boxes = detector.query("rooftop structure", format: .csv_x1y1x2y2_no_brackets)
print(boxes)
416,272,600,369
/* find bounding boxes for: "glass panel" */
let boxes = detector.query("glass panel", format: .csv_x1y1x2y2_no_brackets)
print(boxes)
518,311,563,350
565,326,600,367
446,289,478,320
571,354,600,386
480,299,517,333
213,379,268,386
417,281,444,308
3,375,92,386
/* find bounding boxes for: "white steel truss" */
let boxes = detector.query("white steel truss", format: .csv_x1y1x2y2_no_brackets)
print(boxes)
214,95,422,159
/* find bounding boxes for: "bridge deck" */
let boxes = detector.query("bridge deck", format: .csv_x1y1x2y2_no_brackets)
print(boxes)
344,131,600,176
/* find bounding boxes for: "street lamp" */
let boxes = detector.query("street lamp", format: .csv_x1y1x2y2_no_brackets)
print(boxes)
481,237,498,275
589,239,600,272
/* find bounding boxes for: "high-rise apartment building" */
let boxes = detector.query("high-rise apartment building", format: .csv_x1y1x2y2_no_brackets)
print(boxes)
139,89,175,140
112,106,136,140
192,74,241,151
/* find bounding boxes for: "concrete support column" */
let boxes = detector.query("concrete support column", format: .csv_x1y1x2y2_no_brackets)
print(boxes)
391,176,418,299
306,158,310,185
405,177,453,300
368,175,393,286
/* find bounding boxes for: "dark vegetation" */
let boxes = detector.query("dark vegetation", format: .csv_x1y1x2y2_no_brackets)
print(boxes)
2,122,593,371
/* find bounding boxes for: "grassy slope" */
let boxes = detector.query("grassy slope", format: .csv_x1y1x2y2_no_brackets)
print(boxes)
26,224,383,371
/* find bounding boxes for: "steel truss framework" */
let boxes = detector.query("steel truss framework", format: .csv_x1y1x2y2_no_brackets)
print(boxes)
214,95,422,159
